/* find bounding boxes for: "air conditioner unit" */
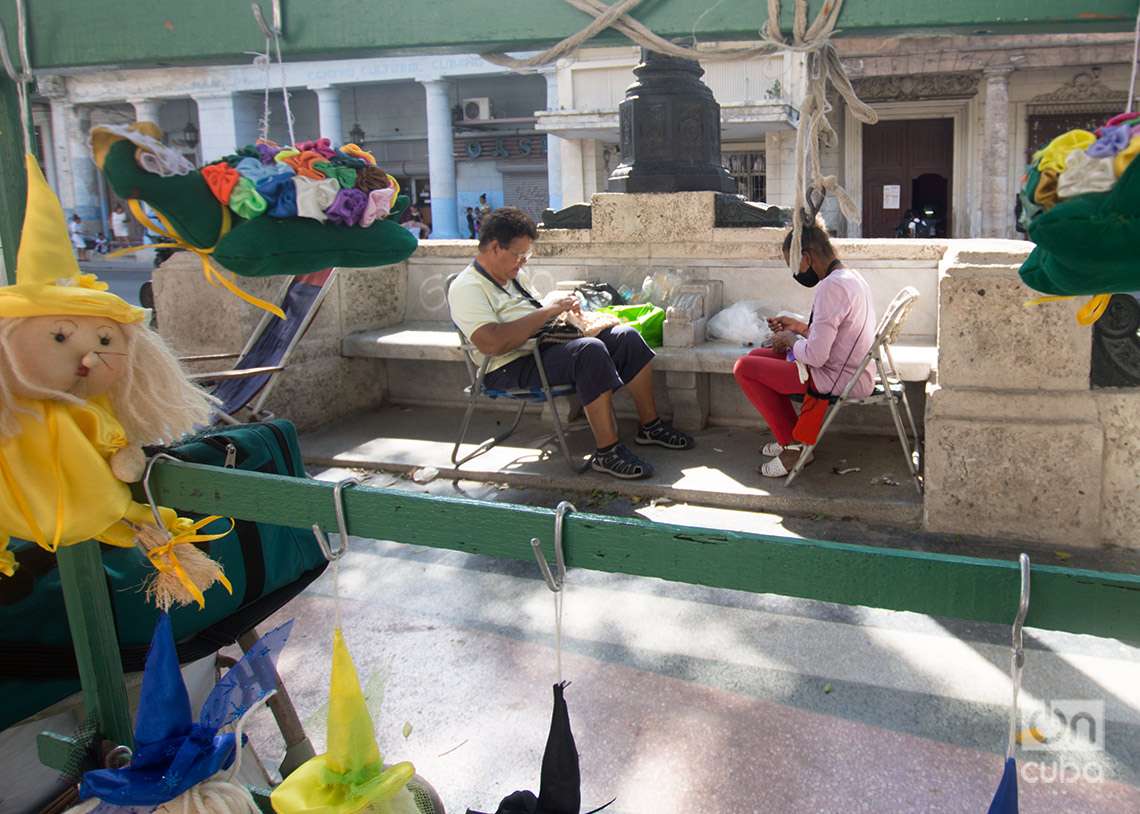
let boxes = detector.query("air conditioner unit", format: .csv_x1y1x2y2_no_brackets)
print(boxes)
462,97,492,121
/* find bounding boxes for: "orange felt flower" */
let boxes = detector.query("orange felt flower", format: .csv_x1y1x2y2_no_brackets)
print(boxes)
281,150,328,180
201,162,241,205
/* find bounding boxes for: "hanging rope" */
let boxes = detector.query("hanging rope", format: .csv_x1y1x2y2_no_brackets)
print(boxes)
1127,1,1140,115
482,0,877,272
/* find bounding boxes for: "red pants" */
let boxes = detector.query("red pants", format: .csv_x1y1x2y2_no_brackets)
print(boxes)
732,348,806,446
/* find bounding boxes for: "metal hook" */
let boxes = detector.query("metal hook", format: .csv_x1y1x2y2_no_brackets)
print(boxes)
531,501,575,592
142,453,182,528
251,0,283,38
311,477,361,562
1011,552,1031,668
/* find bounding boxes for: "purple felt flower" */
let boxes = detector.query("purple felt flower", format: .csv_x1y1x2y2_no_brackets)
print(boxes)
1087,124,1132,159
325,187,368,226
256,142,281,165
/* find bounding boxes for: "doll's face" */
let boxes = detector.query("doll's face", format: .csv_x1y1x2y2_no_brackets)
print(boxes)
7,315,128,399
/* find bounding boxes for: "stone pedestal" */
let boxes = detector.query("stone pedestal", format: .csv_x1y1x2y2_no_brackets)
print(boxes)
923,249,1105,545
154,254,402,431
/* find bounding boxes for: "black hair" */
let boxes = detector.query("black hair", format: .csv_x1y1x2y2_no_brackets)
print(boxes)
478,206,538,249
782,222,836,261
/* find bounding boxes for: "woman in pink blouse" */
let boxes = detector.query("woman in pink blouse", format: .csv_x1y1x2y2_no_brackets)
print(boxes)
733,224,877,477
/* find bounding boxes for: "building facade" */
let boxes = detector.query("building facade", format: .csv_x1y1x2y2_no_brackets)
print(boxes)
32,32,1137,242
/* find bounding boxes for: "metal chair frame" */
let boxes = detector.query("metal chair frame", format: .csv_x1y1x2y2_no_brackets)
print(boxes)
182,270,338,425
785,286,924,494
447,273,588,474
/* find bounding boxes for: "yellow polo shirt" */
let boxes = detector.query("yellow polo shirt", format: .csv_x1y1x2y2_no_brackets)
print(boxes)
447,264,541,373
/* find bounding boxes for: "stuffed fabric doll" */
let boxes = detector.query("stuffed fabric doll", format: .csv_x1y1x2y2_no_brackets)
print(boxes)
0,155,228,609
270,628,443,814
65,614,292,814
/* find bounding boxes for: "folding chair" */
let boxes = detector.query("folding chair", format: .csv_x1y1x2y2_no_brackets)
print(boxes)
446,273,589,474
785,286,924,493
184,268,337,424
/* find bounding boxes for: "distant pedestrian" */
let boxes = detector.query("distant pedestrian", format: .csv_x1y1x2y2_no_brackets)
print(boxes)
466,206,476,239
111,203,130,249
68,213,89,261
94,232,109,254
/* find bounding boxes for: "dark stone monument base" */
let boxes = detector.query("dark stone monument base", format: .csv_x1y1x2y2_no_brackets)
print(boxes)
714,194,790,228
608,168,738,194
539,202,592,229
538,195,790,230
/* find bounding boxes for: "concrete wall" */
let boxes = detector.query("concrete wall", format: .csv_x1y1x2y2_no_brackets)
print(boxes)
922,244,1139,548
153,253,405,432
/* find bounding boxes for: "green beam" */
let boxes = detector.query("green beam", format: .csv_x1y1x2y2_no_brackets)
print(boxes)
56,542,134,751
151,461,1140,645
0,76,25,285
0,1,1136,70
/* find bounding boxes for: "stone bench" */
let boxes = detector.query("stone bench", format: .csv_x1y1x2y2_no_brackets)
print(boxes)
342,321,937,431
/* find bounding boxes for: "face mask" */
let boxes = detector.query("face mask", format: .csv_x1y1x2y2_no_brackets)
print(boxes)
792,257,820,288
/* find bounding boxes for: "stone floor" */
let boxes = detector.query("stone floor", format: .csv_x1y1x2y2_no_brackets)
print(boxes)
236,466,1140,814
302,405,925,527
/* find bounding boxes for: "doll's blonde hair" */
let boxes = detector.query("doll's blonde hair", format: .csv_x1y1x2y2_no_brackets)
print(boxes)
0,318,215,442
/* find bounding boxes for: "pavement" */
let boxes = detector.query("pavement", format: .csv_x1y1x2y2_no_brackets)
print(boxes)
236,465,1140,813
79,257,151,306
302,405,925,528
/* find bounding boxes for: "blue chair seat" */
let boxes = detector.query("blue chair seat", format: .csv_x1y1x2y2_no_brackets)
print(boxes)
473,383,578,403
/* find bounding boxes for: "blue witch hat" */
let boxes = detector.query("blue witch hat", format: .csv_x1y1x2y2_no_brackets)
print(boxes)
986,554,1030,814
79,613,292,807
987,757,1019,813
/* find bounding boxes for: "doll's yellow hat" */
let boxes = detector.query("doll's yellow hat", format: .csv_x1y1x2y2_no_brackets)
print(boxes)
0,155,145,324
271,628,415,814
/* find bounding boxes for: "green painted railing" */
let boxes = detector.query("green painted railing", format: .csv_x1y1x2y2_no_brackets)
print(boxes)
37,458,1140,781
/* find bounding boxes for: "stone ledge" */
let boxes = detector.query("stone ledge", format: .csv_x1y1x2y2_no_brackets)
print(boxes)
342,321,938,382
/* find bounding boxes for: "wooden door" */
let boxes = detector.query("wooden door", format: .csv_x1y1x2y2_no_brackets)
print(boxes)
862,118,954,238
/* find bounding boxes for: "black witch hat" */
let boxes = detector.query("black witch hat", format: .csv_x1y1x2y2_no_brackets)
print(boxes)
467,682,613,814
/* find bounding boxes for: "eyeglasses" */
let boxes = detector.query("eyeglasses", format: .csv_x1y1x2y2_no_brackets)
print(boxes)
504,248,533,264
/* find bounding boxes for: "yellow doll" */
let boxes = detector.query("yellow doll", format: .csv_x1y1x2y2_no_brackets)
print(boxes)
0,154,229,609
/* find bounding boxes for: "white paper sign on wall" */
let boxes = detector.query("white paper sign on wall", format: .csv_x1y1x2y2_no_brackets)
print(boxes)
883,184,901,210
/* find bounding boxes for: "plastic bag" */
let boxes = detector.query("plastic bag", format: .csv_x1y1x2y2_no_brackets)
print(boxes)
707,300,773,346
598,304,666,348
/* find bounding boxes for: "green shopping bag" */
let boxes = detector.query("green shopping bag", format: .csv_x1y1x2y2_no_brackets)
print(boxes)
599,303,666,348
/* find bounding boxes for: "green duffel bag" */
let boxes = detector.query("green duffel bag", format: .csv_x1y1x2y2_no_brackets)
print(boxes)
599,303,666,348
0,420,327,731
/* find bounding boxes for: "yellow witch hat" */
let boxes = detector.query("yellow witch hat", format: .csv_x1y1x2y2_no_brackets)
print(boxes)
271,628,416,814
0,154,144,324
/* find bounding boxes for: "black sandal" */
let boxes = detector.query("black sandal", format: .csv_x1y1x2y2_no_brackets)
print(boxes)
590,443,654,479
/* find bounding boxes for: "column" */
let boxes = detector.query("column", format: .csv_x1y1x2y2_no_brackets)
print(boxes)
981,66,1014,238
48,101,75,210
192,92,238,165
560,137,585,205
542,69,563,212
65,105,99,223
419,78,459,239
128,97,161,124
311,85,343,142
32,105,58,193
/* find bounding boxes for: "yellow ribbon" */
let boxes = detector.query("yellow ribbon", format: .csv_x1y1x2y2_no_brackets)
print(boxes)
1024,293,1113,326
143,515,236,609
109,200,285,320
